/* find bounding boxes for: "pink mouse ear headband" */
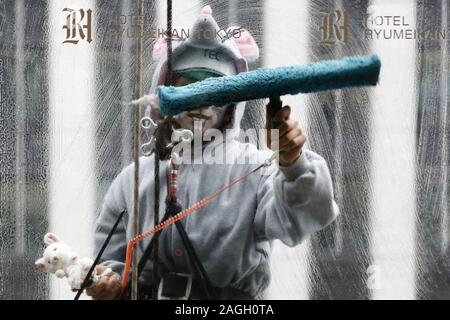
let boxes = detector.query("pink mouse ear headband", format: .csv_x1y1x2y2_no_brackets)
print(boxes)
151,5,260,65
224,26,259,63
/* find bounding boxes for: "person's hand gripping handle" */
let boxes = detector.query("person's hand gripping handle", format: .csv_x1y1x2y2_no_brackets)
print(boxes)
266,96,307,167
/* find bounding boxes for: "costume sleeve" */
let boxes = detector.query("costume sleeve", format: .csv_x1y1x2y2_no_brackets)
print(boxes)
254,149,340,246
94,174,128,275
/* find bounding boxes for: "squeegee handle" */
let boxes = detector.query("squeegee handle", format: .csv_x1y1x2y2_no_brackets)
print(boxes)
268,96,283,129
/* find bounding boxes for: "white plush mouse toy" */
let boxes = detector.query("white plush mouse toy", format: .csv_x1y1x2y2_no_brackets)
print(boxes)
35,233,112,291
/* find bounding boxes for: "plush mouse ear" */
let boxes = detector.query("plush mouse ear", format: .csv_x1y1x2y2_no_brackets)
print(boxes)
228,27,259,63
35,258,48,271
152,37,168,60
70,253,79,263
44,233,60,245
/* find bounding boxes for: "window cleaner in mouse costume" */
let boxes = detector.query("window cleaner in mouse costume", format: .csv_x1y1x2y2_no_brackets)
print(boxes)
86,5,340,300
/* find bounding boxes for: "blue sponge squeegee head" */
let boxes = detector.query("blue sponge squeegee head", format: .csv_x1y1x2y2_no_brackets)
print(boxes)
158,55,381,116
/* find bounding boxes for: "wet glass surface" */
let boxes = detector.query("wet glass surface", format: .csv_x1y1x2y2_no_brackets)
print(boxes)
0,0,448,299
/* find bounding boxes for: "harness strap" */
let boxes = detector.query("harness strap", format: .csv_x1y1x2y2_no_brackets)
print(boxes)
165,196,219,299
120,158,270,291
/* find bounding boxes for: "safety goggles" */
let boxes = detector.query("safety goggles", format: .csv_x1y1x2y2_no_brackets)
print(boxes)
170,70,234,111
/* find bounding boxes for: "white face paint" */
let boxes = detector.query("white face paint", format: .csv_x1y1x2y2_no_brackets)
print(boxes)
171,74,227,133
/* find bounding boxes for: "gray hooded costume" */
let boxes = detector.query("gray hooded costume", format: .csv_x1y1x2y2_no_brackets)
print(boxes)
94,6,339,298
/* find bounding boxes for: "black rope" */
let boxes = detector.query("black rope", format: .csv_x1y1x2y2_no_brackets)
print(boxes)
74,210,126,300
166,0,173,85
149,0,173,300
130,0,145,300
152,151,160,299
